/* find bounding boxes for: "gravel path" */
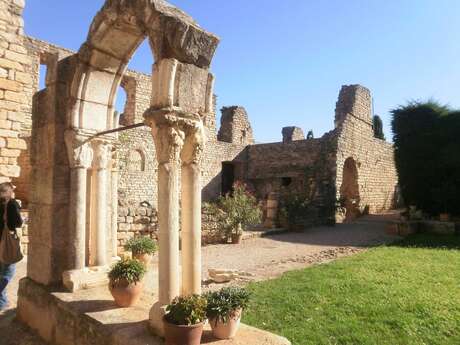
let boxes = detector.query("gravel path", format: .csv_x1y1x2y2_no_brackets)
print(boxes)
0,213,399,344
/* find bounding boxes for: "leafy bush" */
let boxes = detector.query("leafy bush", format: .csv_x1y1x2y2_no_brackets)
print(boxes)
392,101,460,215
208,182,262,237
279,193,311,225
165,295,207,326
205,287,250,323
108,258,146,285
124,236,158,255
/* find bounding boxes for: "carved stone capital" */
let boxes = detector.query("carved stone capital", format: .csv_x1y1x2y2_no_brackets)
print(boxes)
92,141,112,170
152,124,185,166
181,121,206,166
65,130,93,169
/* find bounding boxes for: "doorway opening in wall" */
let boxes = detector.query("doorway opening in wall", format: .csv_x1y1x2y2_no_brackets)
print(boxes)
221,162,235,196
339,157,361,222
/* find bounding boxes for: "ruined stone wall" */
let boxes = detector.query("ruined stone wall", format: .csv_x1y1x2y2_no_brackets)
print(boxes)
217,106,254,145
247,131,338,226
335,85,398,215
282,126,305,143
0,0,29,184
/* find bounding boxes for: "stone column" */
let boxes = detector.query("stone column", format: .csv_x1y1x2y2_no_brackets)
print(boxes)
181,124,205,295
111,149,119,259
149,123,185,335
65,133,93,271
93,141,110,267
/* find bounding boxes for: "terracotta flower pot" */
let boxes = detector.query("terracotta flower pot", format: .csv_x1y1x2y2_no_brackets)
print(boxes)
109,279,143,307
231,234,243,244
209,309,242,340
133,253,153,266
163,318,204,345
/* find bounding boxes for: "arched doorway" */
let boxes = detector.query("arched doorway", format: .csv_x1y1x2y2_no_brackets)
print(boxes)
340,157,360,221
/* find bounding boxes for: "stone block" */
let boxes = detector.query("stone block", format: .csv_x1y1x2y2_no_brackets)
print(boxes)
7,137,26,149
0,58,20,74
1,147,21,157
4,50,31,65
4,90,26,103
15,70,32,84
0,119,10,129
0,163,20,176
0,77,21,91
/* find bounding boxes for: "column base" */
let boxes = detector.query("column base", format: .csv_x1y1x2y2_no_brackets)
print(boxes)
149,302,167,337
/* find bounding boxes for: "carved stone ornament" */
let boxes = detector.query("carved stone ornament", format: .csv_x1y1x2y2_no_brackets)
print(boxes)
64,130,94,169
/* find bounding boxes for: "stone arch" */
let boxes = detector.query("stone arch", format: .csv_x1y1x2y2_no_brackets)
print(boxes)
68,0,219,132
339,157,360,221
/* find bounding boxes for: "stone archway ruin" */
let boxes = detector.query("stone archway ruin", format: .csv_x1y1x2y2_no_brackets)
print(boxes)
339,157,361,221
24,0,218,335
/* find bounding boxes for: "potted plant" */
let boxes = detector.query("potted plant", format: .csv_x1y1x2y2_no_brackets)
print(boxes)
212,182,262,244
124,236,158,265
163,295,207,345
108,258,146,307
205,287,250,339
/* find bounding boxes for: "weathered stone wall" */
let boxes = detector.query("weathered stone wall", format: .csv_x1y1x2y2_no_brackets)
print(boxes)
282,126,305,143
217,106,254,145
248,131,339,226
335,85,398,216
0,0,29,184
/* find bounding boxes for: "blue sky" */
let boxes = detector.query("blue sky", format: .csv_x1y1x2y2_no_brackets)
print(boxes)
24,1,460,143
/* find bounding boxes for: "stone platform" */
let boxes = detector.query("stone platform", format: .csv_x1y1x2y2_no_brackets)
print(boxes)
17,278,290,345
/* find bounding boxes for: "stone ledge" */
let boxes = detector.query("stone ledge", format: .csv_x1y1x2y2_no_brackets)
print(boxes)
17,278,291,345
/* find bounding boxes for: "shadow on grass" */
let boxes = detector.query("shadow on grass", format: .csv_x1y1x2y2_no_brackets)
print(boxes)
390,233,460,249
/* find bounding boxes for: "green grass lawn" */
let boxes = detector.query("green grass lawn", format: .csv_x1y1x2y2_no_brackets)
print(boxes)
243,234,460,345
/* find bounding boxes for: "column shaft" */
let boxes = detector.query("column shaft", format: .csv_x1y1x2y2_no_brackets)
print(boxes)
158,160,181,304
95,167,108,266
111,169,119,257
70,167,87,270
181,162,202,295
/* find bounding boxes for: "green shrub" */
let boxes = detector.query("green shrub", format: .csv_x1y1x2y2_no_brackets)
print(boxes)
208,182,262,237
391,101,460,215
165,295,207,326
108,258,146,285
205,287,250,323
124,236,158,255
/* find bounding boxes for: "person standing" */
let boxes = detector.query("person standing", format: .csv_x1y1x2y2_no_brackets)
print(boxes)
0,182,23,311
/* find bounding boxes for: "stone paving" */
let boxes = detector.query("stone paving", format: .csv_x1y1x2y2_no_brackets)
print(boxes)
0,213,399,344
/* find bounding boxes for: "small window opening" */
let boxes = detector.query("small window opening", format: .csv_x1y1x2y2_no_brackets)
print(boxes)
282,177,292,187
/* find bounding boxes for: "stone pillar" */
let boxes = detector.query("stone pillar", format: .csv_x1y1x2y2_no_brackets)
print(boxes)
181,125,205,295
65,138,93,271
93,141,110,267
111,149,119,258
149,123,185,335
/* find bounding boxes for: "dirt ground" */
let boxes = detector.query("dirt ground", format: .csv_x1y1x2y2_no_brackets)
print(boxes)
0,213,399,344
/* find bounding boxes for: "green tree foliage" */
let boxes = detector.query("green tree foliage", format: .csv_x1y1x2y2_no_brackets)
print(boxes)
373,115,385,140
391,101,460,215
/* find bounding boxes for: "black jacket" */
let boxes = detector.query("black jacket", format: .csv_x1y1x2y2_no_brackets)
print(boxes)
0,199,23,239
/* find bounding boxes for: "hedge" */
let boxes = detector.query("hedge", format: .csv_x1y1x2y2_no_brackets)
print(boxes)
391,101,460,216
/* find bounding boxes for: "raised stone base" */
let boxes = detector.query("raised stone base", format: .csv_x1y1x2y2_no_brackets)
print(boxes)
17,278,291,345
